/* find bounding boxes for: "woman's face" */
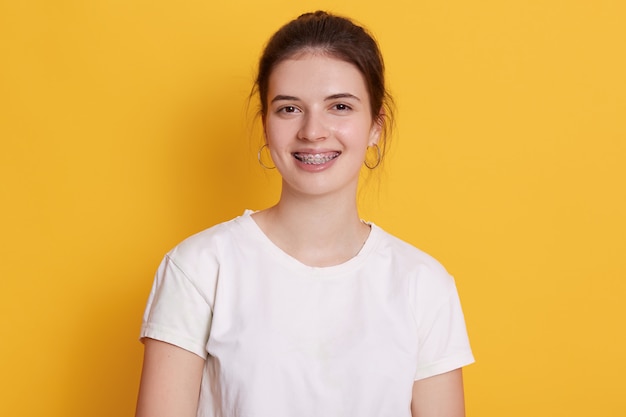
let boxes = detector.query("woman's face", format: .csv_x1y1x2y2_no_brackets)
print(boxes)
264,53,381,199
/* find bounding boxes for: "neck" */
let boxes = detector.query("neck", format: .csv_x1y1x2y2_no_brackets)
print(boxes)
252,187,370,267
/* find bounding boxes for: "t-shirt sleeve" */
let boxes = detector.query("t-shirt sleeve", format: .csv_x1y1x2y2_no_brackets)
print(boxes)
140,252,214,359
411,266,475,380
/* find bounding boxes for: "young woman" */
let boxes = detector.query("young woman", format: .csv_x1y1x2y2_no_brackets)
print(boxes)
136,11,474,417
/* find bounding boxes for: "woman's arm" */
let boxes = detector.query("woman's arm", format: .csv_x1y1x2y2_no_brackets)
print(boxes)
135,338,205,417
411,368,466,417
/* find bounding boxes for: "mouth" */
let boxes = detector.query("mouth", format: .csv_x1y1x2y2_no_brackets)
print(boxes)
293,152,341,165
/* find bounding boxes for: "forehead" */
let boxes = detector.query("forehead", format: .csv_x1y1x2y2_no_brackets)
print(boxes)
268,54,369,99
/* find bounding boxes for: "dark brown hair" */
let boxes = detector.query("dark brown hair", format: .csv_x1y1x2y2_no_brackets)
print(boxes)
254,11,395,151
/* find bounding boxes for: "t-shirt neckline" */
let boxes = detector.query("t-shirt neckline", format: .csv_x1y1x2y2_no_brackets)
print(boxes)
236,209,380,276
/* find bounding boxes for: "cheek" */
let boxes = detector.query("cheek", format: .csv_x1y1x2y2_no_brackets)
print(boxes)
263,118,280,142
264,119,295,150
336,119,374,145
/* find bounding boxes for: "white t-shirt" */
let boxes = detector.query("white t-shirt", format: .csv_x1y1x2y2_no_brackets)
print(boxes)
141,211,474,417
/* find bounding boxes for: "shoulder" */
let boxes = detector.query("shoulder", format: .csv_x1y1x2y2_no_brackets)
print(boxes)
373,225,453,280
170,213,249,258
371,225,457,300
164,213,251,279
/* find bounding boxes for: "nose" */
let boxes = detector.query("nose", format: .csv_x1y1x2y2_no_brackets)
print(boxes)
297,111,329,142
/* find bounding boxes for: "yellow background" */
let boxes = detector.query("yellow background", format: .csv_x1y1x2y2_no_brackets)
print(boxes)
1,0,624,415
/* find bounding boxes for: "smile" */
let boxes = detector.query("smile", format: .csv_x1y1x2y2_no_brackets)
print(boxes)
293,152,340,165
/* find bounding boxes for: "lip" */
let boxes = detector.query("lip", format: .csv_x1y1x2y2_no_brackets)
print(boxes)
292,148,340,154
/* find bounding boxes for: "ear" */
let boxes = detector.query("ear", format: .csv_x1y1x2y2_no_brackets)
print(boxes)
369,108,385,146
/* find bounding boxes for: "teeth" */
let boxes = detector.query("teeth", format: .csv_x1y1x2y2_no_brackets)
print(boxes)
294,152,339,165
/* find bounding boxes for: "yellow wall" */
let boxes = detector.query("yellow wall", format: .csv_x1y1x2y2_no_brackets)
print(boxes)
1,1,624,415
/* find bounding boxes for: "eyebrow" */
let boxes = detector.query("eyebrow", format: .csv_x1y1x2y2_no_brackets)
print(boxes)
325,93,361,102
270,93,361,103
271,95,299,103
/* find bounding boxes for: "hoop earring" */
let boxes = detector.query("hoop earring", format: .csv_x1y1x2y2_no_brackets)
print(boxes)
257,144,276,169
364,144,381,169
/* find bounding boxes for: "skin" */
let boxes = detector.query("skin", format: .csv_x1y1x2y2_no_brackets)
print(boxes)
412,369,466,417
264,54,380,203
135,53,467,417
253,53,381,267
135,339,204,417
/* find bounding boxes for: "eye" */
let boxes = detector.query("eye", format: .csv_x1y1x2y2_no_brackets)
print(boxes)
333,103,352,111
278,105,300,114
